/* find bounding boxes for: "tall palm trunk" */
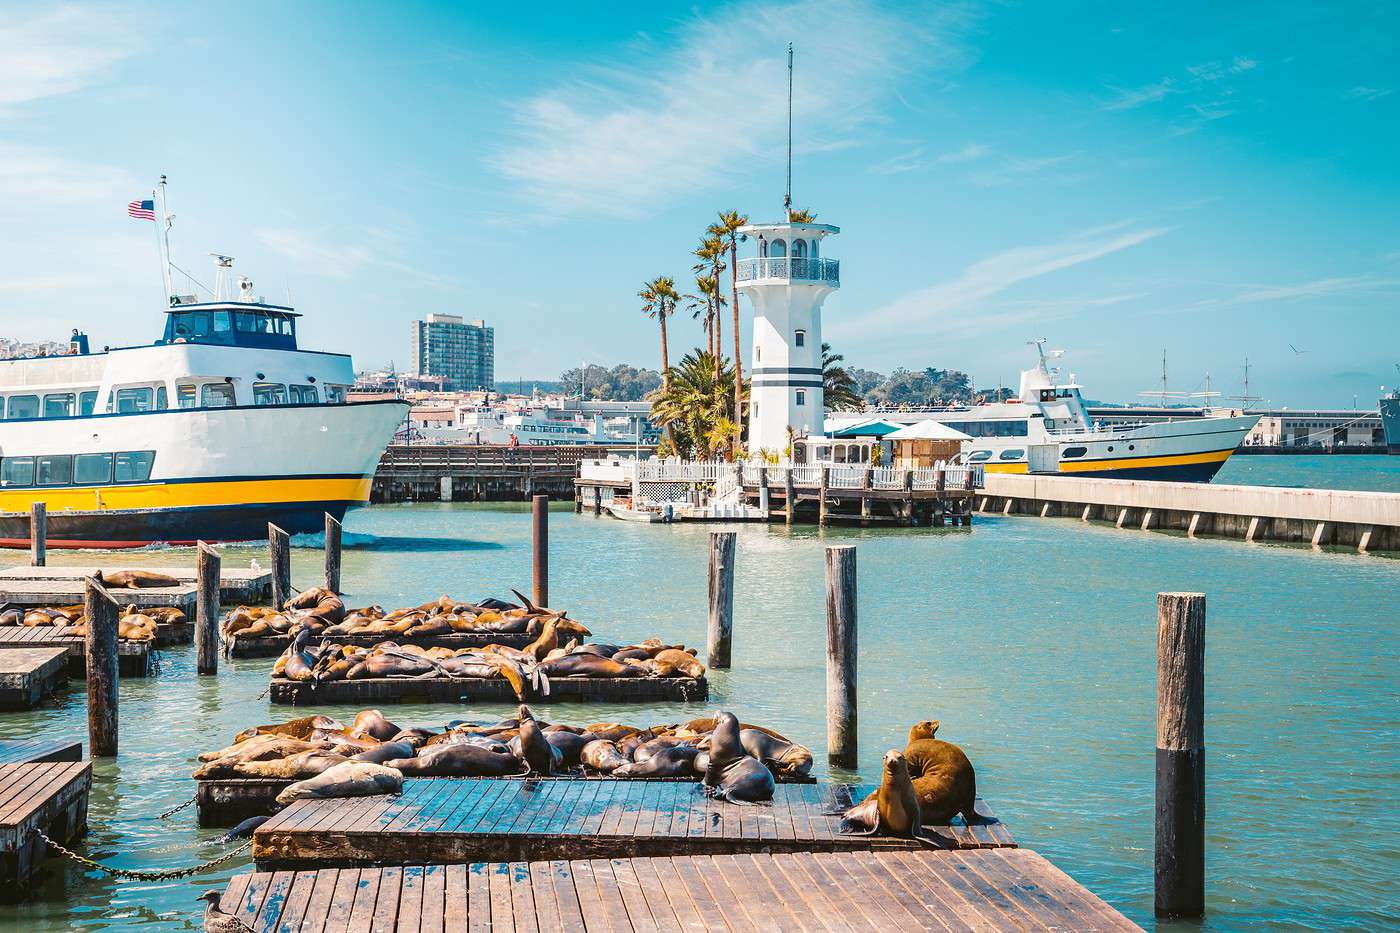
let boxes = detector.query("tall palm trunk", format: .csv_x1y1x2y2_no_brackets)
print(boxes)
729,237,743,450
659,315,670,391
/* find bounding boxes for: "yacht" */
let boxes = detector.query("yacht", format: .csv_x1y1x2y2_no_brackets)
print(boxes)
417,400,658,447
0,269,405,547
1381,367,1400,454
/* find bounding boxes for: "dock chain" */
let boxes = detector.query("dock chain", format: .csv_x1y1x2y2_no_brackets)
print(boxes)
35,829,251,881
158,794,196,819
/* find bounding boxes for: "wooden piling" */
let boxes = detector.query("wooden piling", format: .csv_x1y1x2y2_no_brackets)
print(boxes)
29,502,45,568
84,576,119,757
784,468,796,526
532,494,549,608
195,542,221,676
758,467,770,519
706,532,736,668
860,467,872,523
902,469,915,524
324,513,342,594
824,545,858,768
818,467,830,526
1156,591,1206,919
268,523,291,609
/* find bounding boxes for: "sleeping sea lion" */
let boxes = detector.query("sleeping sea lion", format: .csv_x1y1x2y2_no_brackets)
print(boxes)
276,761,402,805
841,749,922,836
196,749,349,780
351,741,416,765
543,730,592,768
539,655,639,678
385,743,523,777
614,745,700,778
738,729,814,779
99,569,181,589
579,740,627,773
349,709,401,742
702,711,775,803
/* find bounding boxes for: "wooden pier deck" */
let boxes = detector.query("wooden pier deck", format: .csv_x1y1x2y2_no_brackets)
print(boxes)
0,564,269,603
0,627,152,677
0,739,82,765
253,779,1012,868
0,647,69,710
269,674,708,705
0,578,196,613
220,849,1138,931
226,629,537,659
0,761,91,899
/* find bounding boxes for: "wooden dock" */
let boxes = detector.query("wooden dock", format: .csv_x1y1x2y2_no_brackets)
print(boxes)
0,761,91,899
0,564,269,603
269,674,708,705
253,779,1012,868
0,648,69,710
226,629,538,659
219,849,1138,931
0,627,151,677
0,578,196,613
0,739,82,765
374,444,613,503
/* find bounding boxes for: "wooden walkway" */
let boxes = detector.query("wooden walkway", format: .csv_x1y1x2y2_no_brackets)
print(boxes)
227,629,538,659
0,564,269,602
0,647,68,710
0,739,82,765
253,779,1013,868
269,675,708,705
220,849,1139,931
0,627,152,676
0,578,196,612
0,761,91,898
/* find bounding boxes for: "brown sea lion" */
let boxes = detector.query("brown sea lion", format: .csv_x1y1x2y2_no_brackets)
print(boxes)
280,629,322,682
842,749,922,836
675,718,790,742
614,745,700,778
900,720,978,825
522,617,559,660
351,741,416,765
539,655,639,678
738,729,813,779
653,649,706,679
543,730,592,768
349,709,401,742
702,711,775,803
385,744,523,777
229,715,344,745
513,705,560,775
195,735,323,769
579,739,627,773
0,608,22,626
100,569,180,589
195,749,348,780
276,761,402,805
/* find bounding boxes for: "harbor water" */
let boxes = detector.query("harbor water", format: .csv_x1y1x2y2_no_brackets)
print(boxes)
1216,453,1400,492
0,498,1397,930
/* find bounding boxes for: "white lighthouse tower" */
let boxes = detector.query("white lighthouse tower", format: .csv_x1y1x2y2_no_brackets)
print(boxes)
736,221,840,457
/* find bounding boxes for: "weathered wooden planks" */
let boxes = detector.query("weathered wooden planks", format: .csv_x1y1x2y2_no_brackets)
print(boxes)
268,674,709,705
0,761,91,900
0,647,69,710
225,629,537,659
0,627,151,677
253,779,1014,867
219,849,1138,931
0,564,270,603
0,739,82,765
0,578,195,612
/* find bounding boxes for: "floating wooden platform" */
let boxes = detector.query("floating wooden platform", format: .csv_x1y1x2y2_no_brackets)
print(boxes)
198,771,818,827
0,627,151,677
0,579,196,613
0,761,91,900
221,848,1137,932
0,564,269,603
0,648,69,710
253,779,1012,868
0,739,82,765
225,629,537,659
269,674,708,705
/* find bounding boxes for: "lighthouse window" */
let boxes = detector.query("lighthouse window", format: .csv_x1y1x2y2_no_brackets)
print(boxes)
6,395,38,419
36,455,72,486
795,390,806,406
794,330,806,348
770,239,787,258
1,457,34,487
811,239,819,258
793,239,807,258
114,450,155,483
42,393,75,418
74,453,113,485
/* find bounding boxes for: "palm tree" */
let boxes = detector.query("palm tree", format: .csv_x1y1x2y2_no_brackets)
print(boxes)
691,235,726,360
684,275,721,357
649,350,745,460
712,210,749,451
788,207,817,223
821,342,863,411
639,276,680,391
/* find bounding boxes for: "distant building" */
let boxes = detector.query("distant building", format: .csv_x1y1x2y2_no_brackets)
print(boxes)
411,313,494,391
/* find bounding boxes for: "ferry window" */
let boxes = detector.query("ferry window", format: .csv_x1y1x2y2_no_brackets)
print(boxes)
177,385,197,409
115,387,153,413
156,386,168,411
1062,446,1088,458
794,330,806,347
795,389,806,406
999,448,1026,461
213,312,232,334
78,391,97,416
967,450,992,462
289,384,318,404
114,451,155,483
43,393,75,418
2,457,35,486
7,395,39,419
325,385,348,404
201,383,236,408
36,455,72,486
74,453,113,485
253,383,286,405
994,420,1027,437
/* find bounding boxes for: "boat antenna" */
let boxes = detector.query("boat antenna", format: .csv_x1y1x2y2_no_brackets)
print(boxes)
784,42,793,219
1161,349,1168,400
156,175,175,304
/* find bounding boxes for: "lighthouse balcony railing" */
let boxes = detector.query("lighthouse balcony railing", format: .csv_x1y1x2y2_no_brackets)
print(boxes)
735,257,840,285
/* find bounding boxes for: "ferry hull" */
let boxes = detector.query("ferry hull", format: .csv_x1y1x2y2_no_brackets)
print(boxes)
0,500,359,548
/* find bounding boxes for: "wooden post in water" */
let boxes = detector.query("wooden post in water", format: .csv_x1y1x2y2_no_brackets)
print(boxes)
784,467,796,526
324,513,343,594
758,467,770,519
195,542,221,675
818,467,829,526
532,494,549,608
860,466,872,523
707,531,736,668
1156,592,1206,919
29,501,46,567
84,576,119,757
902,469,915,525
268,523,291,608
934,468,947,527
824,545,858,768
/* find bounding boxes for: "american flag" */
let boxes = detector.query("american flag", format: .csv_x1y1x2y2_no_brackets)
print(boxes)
127,199,155,221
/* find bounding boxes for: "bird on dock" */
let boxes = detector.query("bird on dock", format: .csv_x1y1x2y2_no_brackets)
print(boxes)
197,890,256,933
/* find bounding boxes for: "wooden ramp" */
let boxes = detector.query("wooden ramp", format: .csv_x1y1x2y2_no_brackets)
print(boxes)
0,761,91,899
227,629,537,659
253,779,1013,868
0,627,151,677
220,850,1139,931
270,674,708,705
0,647,68,710
0,579,195,613
0,564,269,602
0,739,82,765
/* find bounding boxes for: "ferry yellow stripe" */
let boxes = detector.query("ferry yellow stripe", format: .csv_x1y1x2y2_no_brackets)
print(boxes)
982,463,1030,474
0,477,371,514
1055,448,1234,473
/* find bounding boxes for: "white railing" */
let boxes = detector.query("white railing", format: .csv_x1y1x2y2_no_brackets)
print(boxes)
583,457,983,491
735,257,840,285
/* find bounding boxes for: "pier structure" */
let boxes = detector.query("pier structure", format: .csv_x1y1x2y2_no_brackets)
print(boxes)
979,472,1400,551
371,443,612,503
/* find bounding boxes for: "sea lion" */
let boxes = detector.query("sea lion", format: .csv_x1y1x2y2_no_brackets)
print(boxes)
280,629,322,682
0,608,22,626
675,718,790,742
351,741,416,765
513,705,560,775
538,655,639,678
579,739,628,773
194,736,324,770
388,728,434,749
702,711,775,803
349,709,401,742
276,761,403,804
841,749,922,837
195,749,348,780
739,729,814,779
899,720,978,825
385,743,523,777
653,648,706,679
99,569,180,589
614,745,700,778
543,729,592,768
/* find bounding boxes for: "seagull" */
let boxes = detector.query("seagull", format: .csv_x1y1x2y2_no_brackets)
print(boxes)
1289,344,1308,354
197,890,256,933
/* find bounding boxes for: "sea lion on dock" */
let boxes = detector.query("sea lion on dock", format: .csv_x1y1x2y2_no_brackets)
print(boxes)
615,745,700,778
900,720,978,826
349,709,401,742
738,729,813,779
675,718,790,742
385,743,523,777
196,749,348,780
543,729,592,768
538,655,639,678
841,750,921,837
230,715,344,746
653,649,705,679
579,739,627,773
513,705,561,775
276,761,402,804
279,629,322,681
702,711,775,803
99,569,180,589
350,741,416,765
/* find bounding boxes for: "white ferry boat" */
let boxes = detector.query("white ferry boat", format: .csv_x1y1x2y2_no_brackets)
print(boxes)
0,276,405,547
416,401,659,447
834,344,1260,482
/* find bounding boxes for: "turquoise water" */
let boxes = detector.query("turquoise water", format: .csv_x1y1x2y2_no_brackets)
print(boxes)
1217,454,1400,492
1,502,1397,930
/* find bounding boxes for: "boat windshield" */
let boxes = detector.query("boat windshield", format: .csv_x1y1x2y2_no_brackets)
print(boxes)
161,307,298,349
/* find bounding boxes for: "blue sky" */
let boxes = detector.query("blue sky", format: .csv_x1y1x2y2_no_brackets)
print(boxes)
2,0,1397,406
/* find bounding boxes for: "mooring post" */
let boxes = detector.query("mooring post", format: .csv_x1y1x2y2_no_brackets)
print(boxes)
593,486,603,516
29,501,46,567
860,465,872,523
818,467,830,526
902,469,915,525
784,467,796,526
268,523,291,608
824,545,858,768
707,531,736,668
758,467,770,519
323,513,343,594
532,494,549,608
574,463,583,513
934,469,947,526
84,576,119,756
1156,591,1206,919
195,541,221,675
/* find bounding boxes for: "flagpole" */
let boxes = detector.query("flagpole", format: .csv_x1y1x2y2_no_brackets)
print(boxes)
157,175,174,304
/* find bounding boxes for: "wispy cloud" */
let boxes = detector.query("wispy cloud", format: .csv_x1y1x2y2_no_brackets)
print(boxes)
869,141,990,175
0,142,135,203
1344,85,1392,102
0,4,137,109
835,222,1169,337
255,228,456,289
936,142,991,164
1226,275,1399,304
1101,56,1259,118
970,152,1079,187
491,0,975,216
1102,79,1178,111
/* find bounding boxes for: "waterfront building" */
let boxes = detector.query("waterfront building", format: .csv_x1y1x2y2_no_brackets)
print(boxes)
735,220,840,456
411,313,494,391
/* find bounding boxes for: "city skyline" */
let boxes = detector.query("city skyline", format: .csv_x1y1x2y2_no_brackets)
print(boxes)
1,1,1397,407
